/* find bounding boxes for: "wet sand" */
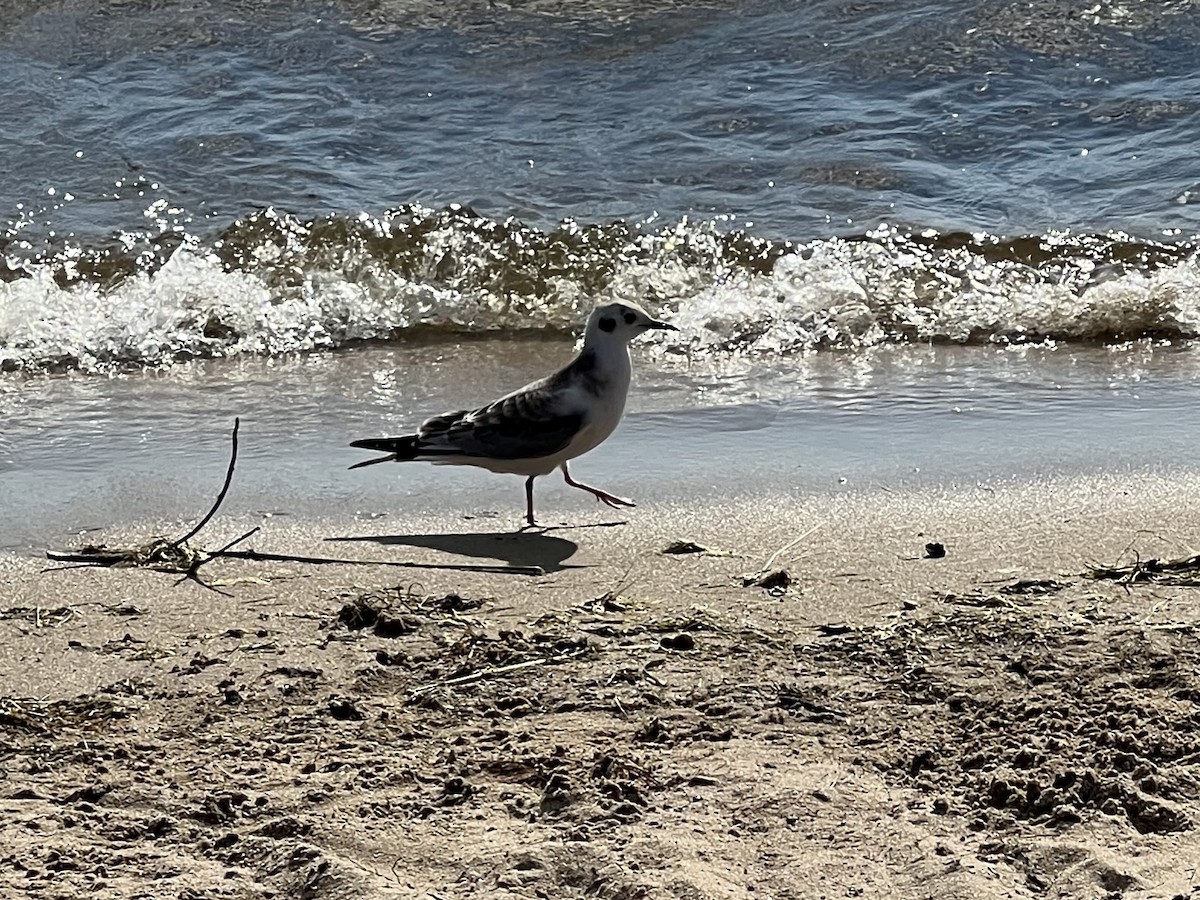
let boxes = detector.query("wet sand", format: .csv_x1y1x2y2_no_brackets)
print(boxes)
4,473,1200,898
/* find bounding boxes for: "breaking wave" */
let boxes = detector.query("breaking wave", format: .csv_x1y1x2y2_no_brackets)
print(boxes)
1,203,1197,373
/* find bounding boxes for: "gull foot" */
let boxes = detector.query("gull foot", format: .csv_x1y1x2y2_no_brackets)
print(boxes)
570,485,636,509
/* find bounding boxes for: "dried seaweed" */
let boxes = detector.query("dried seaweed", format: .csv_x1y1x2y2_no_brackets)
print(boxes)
1085,553,1200,587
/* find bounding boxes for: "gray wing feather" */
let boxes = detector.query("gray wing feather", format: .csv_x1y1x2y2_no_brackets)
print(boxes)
416,383,583,460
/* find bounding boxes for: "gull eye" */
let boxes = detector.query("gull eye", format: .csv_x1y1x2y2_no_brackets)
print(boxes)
599,316,616,333
623,312,637,325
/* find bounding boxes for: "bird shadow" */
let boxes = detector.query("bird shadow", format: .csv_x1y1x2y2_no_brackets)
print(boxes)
327,530,587,574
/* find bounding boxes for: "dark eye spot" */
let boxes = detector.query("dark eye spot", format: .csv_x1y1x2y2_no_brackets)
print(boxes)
599,316,616,333
623,312,637,325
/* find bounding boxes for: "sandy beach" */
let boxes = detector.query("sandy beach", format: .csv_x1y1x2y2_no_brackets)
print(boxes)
4,472,1200,899
6,0,1200,896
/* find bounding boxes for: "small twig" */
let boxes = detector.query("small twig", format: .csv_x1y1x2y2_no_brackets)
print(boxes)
754,523,822,578
45,551,134,566
40,561,123,573
173,568,233,597
169,417,240,550
212,526,262,556
408,647,589,698
1085,550,1200,587
175,526,264,596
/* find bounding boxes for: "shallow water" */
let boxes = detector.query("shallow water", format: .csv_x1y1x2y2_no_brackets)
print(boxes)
5,339,1200,551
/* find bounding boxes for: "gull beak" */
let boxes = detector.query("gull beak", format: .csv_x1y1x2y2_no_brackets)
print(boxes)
647,318,679,332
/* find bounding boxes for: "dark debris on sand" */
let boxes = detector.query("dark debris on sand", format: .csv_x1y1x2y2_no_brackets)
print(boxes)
4,579,1200,897
798,595,1200,837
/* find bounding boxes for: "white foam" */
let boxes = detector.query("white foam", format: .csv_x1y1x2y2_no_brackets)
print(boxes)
657,236,1200,357
2,218,1198,374
0,245,492,372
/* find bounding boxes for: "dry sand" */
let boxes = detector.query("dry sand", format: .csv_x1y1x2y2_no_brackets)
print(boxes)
4,472,1200,899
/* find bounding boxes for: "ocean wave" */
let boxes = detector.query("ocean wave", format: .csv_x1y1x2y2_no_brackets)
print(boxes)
1,205,1196,374
671,227,1200,356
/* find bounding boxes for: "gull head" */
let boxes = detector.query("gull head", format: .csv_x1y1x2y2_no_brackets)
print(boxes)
585,300,678,344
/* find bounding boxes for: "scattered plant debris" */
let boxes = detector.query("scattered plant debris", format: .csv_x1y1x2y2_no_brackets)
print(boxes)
816,623,854,637
1086,553,1200,586
742,569,792,593
661,540,738,558
998,578,1068,595
0,695,132,735
662,541,707,555
0,606,77,628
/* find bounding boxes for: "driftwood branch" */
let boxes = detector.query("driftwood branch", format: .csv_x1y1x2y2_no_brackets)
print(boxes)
212,526,262,556
173,526,263,593
43,416,548,586
170,417,240,550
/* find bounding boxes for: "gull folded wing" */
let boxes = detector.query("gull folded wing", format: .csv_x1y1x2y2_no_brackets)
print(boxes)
432,389,584,460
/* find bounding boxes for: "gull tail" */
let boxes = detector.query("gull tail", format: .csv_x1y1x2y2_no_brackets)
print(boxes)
348,435,420,469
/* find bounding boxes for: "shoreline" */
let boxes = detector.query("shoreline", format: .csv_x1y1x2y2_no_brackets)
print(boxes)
5,473,1200,897
8,338,1200,553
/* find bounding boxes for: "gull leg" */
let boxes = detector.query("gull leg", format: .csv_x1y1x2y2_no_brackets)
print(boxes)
560,462,636,510
523,475,539,527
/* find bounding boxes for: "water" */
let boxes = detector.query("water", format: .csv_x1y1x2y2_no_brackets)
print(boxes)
5,339,1200,550
4,0,1200,547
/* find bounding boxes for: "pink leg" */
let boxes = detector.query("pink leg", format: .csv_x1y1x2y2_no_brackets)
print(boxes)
560,462,636,510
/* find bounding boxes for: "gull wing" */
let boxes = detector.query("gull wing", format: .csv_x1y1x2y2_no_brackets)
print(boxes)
417,383,584,461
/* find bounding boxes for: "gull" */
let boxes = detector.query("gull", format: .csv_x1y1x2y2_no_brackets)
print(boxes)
349,300,678,527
